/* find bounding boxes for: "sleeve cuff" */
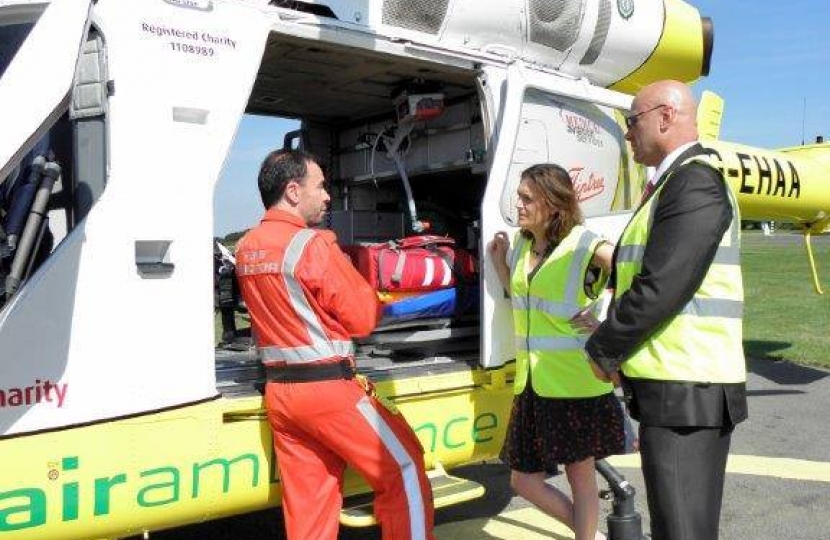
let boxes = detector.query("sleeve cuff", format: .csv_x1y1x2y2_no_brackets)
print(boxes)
594,356,621,377
585,338,622,376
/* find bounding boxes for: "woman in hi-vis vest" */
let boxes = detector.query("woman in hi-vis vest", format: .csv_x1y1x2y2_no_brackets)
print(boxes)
488,164,625,540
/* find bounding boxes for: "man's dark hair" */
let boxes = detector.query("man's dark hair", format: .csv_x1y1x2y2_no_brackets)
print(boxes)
257,149,319,209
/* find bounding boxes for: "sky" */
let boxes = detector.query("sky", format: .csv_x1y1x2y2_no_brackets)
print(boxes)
213,0,830,235
213,115,296,236
692,0,830,147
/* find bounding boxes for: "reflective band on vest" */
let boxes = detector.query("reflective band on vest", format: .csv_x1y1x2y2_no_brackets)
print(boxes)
259,340,354,363
615,154,746,383
515,335,589,352
257,229,354,364
509,226,613,398
616,244,740,267
512,295,581,319
681,298,743,319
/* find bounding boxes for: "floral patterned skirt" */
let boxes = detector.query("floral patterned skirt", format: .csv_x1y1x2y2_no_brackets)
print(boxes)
501,384,626,475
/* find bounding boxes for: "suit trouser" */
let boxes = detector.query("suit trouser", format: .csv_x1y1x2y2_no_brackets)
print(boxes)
265,378,435,540
639,424,733,540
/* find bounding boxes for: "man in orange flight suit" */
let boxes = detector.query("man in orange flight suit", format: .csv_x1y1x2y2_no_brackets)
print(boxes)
236,149,435,540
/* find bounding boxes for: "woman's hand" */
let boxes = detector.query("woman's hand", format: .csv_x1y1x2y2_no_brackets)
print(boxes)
569,306,600,334
487,231,510,264
487,232,512,293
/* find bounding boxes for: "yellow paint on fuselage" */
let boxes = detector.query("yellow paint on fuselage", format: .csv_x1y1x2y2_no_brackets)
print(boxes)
611,0,705,93
0,365,515,540
704,140,830,225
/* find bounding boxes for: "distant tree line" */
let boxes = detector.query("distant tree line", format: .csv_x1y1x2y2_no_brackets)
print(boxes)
215,229,248,249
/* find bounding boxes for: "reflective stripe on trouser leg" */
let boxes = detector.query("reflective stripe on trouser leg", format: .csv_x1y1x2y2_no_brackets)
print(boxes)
356,396,432,540
264,380,433,540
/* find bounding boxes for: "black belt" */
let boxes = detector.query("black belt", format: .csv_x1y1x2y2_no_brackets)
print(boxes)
265,359,355,383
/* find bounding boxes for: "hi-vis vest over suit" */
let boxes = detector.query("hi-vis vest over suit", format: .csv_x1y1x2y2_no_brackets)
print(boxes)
585,144,749,540
509,225,613,398
614,154,746,384
236,208,434,540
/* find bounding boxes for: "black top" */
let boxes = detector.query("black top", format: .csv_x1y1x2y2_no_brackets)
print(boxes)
585,144,748,427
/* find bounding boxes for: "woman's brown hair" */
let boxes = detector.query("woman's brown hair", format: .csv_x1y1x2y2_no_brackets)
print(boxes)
519,163,583,244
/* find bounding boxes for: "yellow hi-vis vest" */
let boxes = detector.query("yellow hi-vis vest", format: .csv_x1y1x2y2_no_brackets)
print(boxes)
509,225,613,398
615,155,746,383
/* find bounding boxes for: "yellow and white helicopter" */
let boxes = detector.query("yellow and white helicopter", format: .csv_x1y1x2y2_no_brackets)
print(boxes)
0,0,828,539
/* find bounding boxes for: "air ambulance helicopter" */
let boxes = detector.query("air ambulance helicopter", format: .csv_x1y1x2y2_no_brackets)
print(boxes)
0,0,828,539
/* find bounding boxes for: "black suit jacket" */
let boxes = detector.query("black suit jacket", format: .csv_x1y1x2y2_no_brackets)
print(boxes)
586,143,748,428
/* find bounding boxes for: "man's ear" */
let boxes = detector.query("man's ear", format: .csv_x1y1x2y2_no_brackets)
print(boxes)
660,106,675,132
284,180,300,205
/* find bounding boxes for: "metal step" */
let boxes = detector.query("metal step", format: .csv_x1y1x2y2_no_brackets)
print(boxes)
339,464,485,528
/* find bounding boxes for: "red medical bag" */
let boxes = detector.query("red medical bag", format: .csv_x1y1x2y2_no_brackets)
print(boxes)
343,235,477,293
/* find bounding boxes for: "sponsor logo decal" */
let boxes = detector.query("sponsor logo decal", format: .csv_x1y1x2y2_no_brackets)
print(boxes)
561,111,605,148
570,166,606,202
618,0,635,20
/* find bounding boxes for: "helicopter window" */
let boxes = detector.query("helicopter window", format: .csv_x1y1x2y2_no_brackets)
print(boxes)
498,87,646,227
0,26,109,311
0,22,34,78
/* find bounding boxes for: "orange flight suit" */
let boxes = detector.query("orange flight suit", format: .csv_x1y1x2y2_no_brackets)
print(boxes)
236,208,435,540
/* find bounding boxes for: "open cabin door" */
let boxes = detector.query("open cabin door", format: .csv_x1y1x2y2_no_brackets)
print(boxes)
0,0,92,181
478,64,641,368
0,0,271,436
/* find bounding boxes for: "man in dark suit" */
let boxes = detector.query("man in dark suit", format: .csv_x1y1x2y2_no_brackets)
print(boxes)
584,80,748,540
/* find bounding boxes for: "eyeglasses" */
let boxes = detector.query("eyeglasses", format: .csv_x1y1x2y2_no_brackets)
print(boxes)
624,104,667,129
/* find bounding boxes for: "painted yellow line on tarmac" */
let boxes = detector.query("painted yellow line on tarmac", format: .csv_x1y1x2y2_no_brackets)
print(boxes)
434,454,830,539
437,506,575,540
606,453,830,483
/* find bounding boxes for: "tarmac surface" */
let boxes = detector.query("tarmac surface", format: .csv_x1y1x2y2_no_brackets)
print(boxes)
143,356,830,540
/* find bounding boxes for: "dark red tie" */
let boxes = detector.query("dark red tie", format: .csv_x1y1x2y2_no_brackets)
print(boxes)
642,180,656,200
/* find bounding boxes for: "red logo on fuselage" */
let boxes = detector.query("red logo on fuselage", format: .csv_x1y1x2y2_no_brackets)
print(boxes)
569,166,606,202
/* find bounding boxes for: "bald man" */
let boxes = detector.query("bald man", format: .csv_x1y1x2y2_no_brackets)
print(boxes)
585,81,748,540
